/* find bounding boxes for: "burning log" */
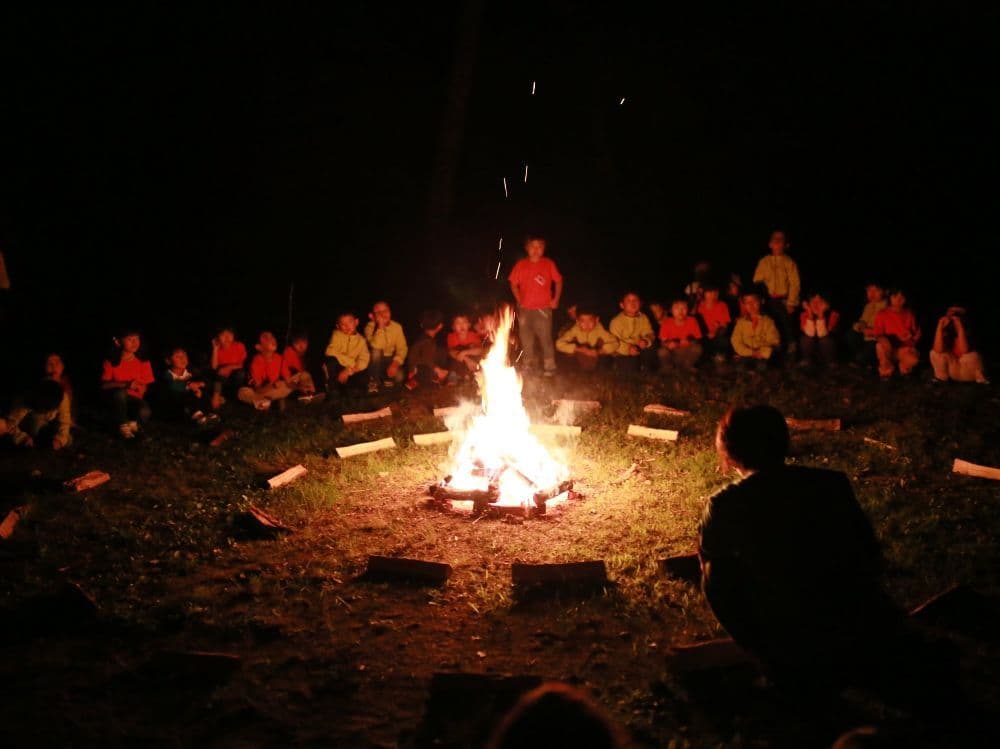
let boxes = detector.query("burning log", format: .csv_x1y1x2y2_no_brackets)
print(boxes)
643,404,690,417
342,406,392,424
335,437,397,459
511,561,608,588
532,481,574,509
952,458,1000,481
786,417,842,432
551,399,601,412
64,470,111,492
413,431,458,446
529,423,581,438
266,464,307,489
366,555,452,585
627,424,678,441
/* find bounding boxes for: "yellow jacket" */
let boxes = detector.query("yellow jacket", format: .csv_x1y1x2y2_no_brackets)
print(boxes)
364,320,408,364
6,390,72,447
854,300,888,339
731,315,780,358
556,322,619,355
325,330,370,371
609,312,654,355
753,254,801,307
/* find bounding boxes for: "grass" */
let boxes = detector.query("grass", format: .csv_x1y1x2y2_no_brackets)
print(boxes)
1,364,998,747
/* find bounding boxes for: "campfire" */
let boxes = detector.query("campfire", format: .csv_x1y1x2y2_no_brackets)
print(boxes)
429,306,574,517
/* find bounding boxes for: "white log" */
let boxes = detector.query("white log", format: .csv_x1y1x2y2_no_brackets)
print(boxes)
551,399,601,412
643,404,690,417
863,436,897,451
952,459,1000,481
433,406,461,418
341,406,392,424
64,470,111,492
786,417,841,432
529,423,582,438
627,424,678,441
413,431,457,446
267,464,307,489
335,437,398,459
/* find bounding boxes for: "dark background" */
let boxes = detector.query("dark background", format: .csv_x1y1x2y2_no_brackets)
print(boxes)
1,2,996,391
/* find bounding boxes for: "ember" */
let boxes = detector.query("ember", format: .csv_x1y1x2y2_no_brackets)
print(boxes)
430,306,573,516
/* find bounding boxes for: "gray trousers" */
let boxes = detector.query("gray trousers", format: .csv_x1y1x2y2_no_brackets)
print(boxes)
518,307,556,371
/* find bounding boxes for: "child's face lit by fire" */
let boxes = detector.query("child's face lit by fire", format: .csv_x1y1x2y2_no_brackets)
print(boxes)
169,349,189,371
889,291,906,309
743,295,761,316
577,314,597,332
258,333,278,355
372,303,392,328
671,301,689,321
453,316,470,335
45,354,65,380
768,231,787,255
292,339,308,355
620,294,641,316
121,335,141,354
866,285,884,303
218,330,235,347
525,239,546,261
703,289,720,305
338,316,359,335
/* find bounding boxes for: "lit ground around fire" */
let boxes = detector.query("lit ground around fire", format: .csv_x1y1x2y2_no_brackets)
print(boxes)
1,368,999,747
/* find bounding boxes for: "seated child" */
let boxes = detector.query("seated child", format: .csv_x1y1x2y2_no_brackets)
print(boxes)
799,292,840,369
658,299,703,372
447,314,484,377
161,347,215,425
873,289,920,379
101,329,154,439
557,303,579,338
730,291,780,370
930,307,988,383
685,260,712,307
210,326,248,411
281,332,318,396
364,301,408,393
4,353,73,449
696,284,732,362
724,274,746,321
847,283,887,367
239,331,293,410
648,302,667,331
609,292,656,371
555,308,619,372
325,312,370,397
407,310,451,388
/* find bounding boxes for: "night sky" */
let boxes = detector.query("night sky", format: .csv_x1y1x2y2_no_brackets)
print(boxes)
1,2,997,382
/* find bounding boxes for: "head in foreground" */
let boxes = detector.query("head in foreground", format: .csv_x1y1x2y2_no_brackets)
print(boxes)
715,404,789,476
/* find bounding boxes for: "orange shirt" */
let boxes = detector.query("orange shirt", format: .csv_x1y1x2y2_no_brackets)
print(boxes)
659,316,703,343
873,308,919,342
447,331,483,351
102,357,155,398
216,342,247,368
249,353,282,386
508,258,563,310
281,347,304,379
697,301,731,336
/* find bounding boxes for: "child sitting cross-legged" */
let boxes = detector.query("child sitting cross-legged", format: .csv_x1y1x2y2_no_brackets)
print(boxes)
161,346,216,425
798,292,840,369
873,288,920,379
658,299,703,372
209,326,248,411
325,312,370,398
696,284,732,364
239,331,293,410
407,310,451,389
730,290,780,371
281,332,319,398
447,313,484,379
846,283,887,368
101,329,155,439
556,308,619,372
609,292,656,372
364,301,407,393
3,353,73,449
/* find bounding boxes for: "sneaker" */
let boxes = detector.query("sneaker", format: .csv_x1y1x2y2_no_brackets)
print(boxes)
254,398,272,411
191,410,205,422
382,379,395,389
202,412,221,426
367,381,379,395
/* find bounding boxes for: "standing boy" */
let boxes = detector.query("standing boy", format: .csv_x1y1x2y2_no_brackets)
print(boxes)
508,235,563,376
753,230,801,357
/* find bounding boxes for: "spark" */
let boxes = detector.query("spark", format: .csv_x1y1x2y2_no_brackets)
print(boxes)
498,236,503,251
495,260,502,279
619,97,626,106
515,349,524,363
503,177,508,198
531,80,536,95
523,164,529,183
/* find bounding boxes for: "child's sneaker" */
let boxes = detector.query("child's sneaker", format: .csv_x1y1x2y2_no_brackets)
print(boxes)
191,410,206,423
405,375,418,391
382,379,396,389
367,381,380,395
254,398,272,411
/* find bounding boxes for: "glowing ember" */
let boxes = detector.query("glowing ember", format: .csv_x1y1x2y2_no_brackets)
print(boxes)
441,306,569,508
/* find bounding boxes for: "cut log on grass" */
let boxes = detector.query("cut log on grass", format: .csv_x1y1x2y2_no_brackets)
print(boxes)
627,424,678,441
266,464,307,489
0,506,26,540
233,506,294,539
341,406,392,424
786,417,842,432
64,470,111,492
952,458,1000,481
208,429,234,447
659,554,701,584
643,404,691,417
511,561,607,587
413,431,457,446
366,555,452,585
551,399,601,412
529,423,582,438
863,436,897,451
336,437,398,459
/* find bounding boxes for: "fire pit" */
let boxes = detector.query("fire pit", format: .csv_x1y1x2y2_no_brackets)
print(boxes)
427,306,577,518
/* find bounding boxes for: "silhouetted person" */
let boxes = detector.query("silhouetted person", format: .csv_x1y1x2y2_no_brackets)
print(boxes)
698,405,901,688
486,682,626,749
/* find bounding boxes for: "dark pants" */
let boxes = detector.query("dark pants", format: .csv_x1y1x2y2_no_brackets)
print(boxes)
517,307,556,372
614,348,658,373
325,357,367,398
800,335,838,367
704,330,732,359
109,389,151,425
211,369,246,396
765,298,795,355
734,355,770,373
160,388,205,421
369,348,405,385
846,331,877,367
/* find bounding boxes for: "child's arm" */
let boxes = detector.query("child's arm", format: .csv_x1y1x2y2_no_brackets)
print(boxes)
393,326,408,366
551,277,563,309
952,316,969,356
787,260,801,310
730,323,752,358
101,362,129,390
555,327,578,354
509,280,522,307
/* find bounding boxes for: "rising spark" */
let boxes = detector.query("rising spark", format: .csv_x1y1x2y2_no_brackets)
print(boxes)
531,80,536,95
619,97,626,106
523,164,529,183
495,260,502,279
503,177,508,198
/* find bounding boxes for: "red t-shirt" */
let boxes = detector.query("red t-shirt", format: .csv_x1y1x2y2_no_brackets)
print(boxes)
508,257,563,310
447,331,483,351
697,301,731,336
873,308,919,341
250,353,282,386
102,357,155,398
281,347,303,379
659,316,703,343
216,342,247,368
